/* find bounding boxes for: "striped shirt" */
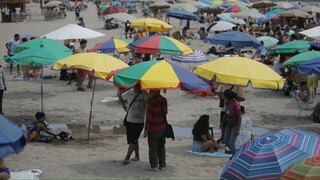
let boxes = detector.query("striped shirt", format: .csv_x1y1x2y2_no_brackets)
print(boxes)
145,95,167,133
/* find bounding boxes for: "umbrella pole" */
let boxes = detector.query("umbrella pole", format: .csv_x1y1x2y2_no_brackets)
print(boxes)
87,70,96,140
41,66,44,113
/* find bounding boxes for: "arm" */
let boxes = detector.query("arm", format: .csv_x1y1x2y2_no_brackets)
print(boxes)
2,71,6,90
235,105,242,135
117,93,127,111
144,101,153,137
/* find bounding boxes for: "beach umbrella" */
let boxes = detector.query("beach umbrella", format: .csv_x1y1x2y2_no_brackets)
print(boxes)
283,51,320,68
224,5,248,13
208,21,236,32
281,156,320,180
149,2,171,9
130,18,172,32
0,115,26,158
43,0,62,8
43,24,105,40
171,3,197,13
274,1,294,9
310,42,320,51
250,1,275,9
54,53,129,139
217,13,245,24
256,8,285,24
171,50,208,63
129,35,193,55
103,12,137,22
166,8,200,21
257,36,279,48
270,40,311,56
200,6,225,14
99,3,107,12
89,38,130,54
300,26,320,39
102,5,126,15
113,60,210,92
202,0,223,6
205,31,262,50
279,9,313,19
302,6,320,13
297,57,320,76
190,1,209,8
220,128,320,180
194,57,284,89
14,38,70,53
232,9,264,19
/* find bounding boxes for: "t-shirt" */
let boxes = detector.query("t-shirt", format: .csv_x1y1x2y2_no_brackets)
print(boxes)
226,101,240,120
216,84,245,111
8,39,20,55
122,90,147,123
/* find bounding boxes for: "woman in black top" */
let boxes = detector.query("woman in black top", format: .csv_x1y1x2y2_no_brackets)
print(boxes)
192,115,219,152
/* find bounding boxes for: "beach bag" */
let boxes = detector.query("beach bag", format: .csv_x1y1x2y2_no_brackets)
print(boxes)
123,93,140,127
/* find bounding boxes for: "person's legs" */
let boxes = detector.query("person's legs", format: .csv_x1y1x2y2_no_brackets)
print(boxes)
123,144,135,164
87,76,93,89
77,74,85,91
132,143,140,161
17,65,20,75
9,63,13,74
158,137,166,169
148,135,159,169
223,126,231,150
228,127,238,154
0,90,3,114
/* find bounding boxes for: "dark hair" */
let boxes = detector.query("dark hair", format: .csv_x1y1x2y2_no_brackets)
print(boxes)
241,106,245,114
192,115,209,136
223,89,237,100
80,39,87,45
35,112,46,120
14,34,20,38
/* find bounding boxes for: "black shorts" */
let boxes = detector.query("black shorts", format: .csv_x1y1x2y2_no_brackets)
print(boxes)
126,122,144,144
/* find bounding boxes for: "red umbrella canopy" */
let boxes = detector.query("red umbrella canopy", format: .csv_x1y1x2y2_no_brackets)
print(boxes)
102,6,126,16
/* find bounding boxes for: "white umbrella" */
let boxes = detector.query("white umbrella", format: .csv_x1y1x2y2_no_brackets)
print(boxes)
218,13,245,25
103,12,137,22
274,2,294,9
43,24,105,40
301,6,320,13
232,9,264,19
171,3,197,13
299,26,320,38
208,21,236,32
43,1,62,8
190,1,209,8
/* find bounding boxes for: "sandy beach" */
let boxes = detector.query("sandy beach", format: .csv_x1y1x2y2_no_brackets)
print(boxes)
1,1,320,179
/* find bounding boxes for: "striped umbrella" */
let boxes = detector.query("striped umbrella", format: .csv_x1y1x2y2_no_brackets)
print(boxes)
113,60,210,92
171,50,208,63
221,128,320,180
281,156,320,180
129,35,193,55
89,38,130,53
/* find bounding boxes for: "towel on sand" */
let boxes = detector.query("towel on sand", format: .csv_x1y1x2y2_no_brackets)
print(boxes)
188,150,232,158
10,169,41,180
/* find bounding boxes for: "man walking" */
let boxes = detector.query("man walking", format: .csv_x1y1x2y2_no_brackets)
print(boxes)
0,65,7,115
144,90,167,171
5,34,20,74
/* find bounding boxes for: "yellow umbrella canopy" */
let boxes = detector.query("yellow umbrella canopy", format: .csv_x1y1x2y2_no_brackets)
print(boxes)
130,18,172,32
54,53,129,79
194,57,284,89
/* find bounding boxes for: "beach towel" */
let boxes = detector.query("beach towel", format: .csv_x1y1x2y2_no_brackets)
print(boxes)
187,150,232,158
101,96,119,103
10,169,41,180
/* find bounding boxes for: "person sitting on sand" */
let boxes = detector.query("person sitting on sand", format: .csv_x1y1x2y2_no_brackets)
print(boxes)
296,82,313,104
27,112,56,143
0,158,10,180
192,115,219,152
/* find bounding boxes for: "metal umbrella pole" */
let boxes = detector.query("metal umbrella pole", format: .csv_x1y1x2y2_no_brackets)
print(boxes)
87,70,96,139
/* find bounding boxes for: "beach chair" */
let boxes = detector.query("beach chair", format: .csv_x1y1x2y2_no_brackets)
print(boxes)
291,90,316,116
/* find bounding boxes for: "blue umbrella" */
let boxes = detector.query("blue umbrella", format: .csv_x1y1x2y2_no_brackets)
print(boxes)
256,8,285,24
167,8,200,21
205,31,262,50
297,57,320,76
221,128,320,180
310,42,320,51
0,115,26,158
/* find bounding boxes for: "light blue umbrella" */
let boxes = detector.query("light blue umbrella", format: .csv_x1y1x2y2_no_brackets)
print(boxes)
0,115,26,158
257,36,279,48
171,50,208,63
218,13,246,25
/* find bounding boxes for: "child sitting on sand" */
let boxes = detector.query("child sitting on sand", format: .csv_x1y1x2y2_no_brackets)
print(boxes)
192,115,219,152
27,112,56,143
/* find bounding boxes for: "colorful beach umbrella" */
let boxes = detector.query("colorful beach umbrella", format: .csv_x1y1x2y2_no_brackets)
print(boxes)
257,36,279,48
224,5,248,13
128,35,193,55
281,156,320,180
0,115,26,158
114,60,210,92
171,50,208,63
102,5,126,15
167,8,200,21
194,57,284,89
297,57,320,76
14,38,70,53
283,51,320,68
205,31,262,50
221,128,320,180
270,40,311,56
89,38,130,54
130,18,172,32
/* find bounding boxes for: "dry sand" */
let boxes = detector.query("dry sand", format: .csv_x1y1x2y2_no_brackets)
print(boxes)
1,2,320,179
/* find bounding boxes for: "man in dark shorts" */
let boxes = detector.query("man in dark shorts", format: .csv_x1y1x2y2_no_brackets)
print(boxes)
124,20,131,39
118,84,148,165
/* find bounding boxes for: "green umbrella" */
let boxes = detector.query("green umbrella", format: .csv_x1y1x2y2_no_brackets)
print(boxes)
14,38,70,53
283,51,320,68
257,36,279,48
270,40,311,56
8,47,72,66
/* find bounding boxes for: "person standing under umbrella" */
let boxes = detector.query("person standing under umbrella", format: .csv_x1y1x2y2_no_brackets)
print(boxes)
0,65,7,115
74,6,80,21
5,34,20,74
144,90,167,171
118,84,148,165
